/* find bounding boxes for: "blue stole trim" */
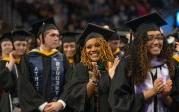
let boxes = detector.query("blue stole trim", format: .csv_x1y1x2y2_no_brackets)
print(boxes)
27,52,65,100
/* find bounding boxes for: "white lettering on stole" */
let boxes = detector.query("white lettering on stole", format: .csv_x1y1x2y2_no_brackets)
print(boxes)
34,67,39,90
56,76,60,80
56,81,60,86
55,61,60,95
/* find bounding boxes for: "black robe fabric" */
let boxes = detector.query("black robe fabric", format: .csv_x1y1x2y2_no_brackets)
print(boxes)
0,61,12,112
18,57,44,112
18,51,71,112
63,57,77,84
108,60,145,112
67,63,111,112
62,64,76,112
0,60,19,112
170,60,179,112
109,59,179,112
0,86,3,98
0,60,14,92
61,55,80,112
0,92,10,112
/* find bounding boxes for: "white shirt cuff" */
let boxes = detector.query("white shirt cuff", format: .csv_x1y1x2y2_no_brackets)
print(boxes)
57,99,66,109
39,102,48,112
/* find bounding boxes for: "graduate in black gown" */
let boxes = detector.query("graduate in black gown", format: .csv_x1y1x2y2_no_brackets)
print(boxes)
61,32,81,64
108,26,130,58
167,30,179,111
115,26,130,59
0,30,29,112
0,32,14,112
107,31,121,57
18,18,68,112
60,32,81,112
61,32,81,73
109,12,177,112
67,23,120,112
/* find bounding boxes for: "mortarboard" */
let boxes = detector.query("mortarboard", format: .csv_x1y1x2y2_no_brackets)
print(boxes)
30,17,56,37
61,32,81,43
12,30,31,42
111,26,130,43
0,32,13,43
126,12,167,33
77,23,115,48
114,25,130,36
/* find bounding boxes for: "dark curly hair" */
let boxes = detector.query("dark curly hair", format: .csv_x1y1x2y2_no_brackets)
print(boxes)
129,28,174,85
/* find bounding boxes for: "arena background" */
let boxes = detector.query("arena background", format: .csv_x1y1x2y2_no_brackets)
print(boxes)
0,0,179,35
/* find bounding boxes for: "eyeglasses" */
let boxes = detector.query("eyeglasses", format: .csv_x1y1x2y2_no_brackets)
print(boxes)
147,34,164,42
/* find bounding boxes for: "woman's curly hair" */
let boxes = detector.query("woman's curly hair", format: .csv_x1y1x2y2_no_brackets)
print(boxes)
80,33,114,69
129,28,174,85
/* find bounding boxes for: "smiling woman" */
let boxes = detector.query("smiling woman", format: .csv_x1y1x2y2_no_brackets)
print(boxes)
109,12,177,112
146,31,164,57
81,33,114,69
67,23,120,112
85,38,102,61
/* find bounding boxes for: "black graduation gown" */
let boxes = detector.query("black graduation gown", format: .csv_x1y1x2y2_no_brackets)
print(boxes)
0,60,14,92
67,63,111,112
109,58,179,112
0,60,12,112
0,92,10,112
108,60,145,112
0,60,20,112
64,58,76,83
62,63,76,112
0,86,3,98
170,59,179,112
18,51,69,112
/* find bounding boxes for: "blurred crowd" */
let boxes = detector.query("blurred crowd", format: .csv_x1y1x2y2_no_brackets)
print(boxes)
0,0,179,33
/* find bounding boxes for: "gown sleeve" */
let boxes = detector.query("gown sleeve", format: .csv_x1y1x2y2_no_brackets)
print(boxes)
0,61,14,92
67,63,89,112
59,64,76,112
108,60,145,112
171,61,179,111
65,63,112,112
18,55,45,112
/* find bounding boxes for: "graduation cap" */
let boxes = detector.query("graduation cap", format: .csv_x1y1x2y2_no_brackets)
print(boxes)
111,26,131,43
114,25,130,35
0,32,13,44
119,35,129,44
12,30,31,42
61,32,81,43
30,17,56,37
13,25,29,31
77,23,115,48
126,12,167,33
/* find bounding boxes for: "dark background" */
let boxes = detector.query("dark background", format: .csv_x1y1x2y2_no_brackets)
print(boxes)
0,0,178,35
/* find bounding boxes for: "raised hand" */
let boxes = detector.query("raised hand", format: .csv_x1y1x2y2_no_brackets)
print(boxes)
107,58,120,79
153,78,164,94
143,78,164,100
161,79,173,97
5,51,17,71
9,51,17,63
89,62,100,80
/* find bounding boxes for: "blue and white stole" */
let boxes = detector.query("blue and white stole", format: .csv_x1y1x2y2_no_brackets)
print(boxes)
27,49,65,101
